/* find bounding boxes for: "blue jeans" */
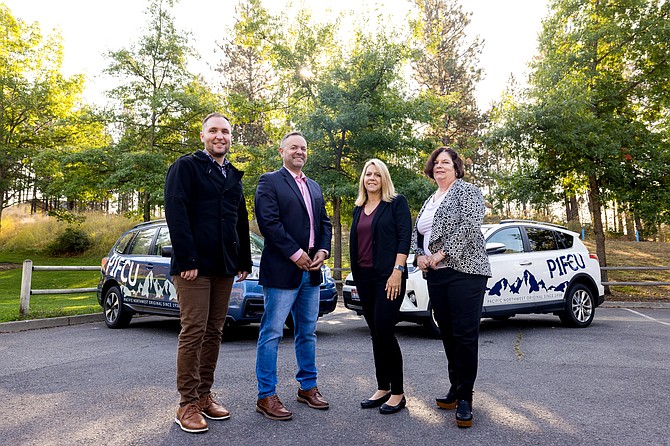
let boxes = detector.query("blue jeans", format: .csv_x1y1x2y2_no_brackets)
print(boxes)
256,271,319,399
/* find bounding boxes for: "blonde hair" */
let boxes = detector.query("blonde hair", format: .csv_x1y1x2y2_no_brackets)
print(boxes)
354,159,397,206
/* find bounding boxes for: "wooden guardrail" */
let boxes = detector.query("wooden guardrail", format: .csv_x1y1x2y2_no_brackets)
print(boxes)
19,260,100,317
601,266,670,286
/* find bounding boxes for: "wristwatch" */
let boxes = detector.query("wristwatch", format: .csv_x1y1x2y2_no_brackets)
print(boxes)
394,264,405,272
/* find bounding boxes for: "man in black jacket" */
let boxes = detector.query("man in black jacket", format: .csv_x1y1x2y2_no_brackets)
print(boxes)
164,113,252,433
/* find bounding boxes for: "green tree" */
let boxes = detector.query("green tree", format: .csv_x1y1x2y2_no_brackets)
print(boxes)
214,0,285,205
277,15,432,273
0,4,88,230
487,0,670,279
105,0,220,221
409,0,483,151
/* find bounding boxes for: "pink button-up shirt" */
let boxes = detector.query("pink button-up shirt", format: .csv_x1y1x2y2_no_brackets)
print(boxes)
289,171,315,262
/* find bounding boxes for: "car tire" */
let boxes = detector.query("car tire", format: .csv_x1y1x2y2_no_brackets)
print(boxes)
103,285,133,329
559,283,595,328
423,305,441,338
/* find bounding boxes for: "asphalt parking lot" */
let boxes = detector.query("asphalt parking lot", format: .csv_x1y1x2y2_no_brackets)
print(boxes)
1,302,669,446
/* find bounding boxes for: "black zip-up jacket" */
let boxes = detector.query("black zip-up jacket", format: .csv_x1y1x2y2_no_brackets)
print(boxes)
164,150,252,277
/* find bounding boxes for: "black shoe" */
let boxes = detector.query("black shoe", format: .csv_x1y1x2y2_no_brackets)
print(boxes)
379,396,406,414
455,400,473,428
360,392,391,409
436,390,457,410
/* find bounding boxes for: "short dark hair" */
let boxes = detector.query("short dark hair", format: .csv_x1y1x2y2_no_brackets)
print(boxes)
202,112,231,130
423,147,464,180
280,131,305,147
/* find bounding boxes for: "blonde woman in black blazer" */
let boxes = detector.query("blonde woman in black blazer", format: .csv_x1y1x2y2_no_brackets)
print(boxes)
349,159,412,415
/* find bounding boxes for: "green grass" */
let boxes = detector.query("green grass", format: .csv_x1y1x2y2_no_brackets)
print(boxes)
0,208,137,323
0,252,102,323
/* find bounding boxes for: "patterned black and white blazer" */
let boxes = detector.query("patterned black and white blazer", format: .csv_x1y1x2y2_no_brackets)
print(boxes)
411,179,492,277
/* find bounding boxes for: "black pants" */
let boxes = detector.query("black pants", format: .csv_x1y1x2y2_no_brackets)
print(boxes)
355,267,405,395
426,267,487,402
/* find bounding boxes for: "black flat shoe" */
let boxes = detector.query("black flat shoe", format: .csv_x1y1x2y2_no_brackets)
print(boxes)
455,400,473,428
436,390,457,410
360,392,391,409
379,396,406,414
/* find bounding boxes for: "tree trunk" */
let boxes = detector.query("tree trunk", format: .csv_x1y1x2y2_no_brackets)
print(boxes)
565,192,580,228
634,215,644,241
331,196,342,283
587,174,608,293
142,191,151,222
624,206,635,241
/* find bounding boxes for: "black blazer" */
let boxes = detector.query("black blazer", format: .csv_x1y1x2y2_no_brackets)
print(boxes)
255,167,332,289
164,150,252,277
349,194,412,282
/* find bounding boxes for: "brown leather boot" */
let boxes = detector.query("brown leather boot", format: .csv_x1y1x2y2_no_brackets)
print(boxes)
297,387,330,410
175,403,208,433
256,395,293,420
199,393,231,420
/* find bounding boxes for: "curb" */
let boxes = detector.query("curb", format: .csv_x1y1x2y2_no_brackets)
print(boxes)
1,301,668,334
601,300,670,309
0,313,104,334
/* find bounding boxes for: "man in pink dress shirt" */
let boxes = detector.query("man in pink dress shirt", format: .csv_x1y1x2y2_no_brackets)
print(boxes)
253,131,333,421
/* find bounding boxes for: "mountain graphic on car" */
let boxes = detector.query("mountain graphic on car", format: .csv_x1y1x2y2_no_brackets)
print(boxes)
487,269,569,296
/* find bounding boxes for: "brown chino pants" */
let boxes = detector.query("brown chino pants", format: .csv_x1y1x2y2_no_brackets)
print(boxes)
173,274,234,405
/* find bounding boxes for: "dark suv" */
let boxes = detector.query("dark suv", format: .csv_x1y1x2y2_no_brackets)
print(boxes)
97,220,338,328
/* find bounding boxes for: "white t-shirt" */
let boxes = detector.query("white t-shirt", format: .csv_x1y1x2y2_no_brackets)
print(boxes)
416,192,447,255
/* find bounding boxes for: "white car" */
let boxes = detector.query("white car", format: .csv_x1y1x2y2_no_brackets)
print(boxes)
342,220,605,336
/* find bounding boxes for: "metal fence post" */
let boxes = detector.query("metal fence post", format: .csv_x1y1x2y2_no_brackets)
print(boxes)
20,259,33,317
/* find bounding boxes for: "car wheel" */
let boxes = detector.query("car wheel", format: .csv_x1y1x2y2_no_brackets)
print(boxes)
559,283,595,328
103,285,133,329
423,305,441,338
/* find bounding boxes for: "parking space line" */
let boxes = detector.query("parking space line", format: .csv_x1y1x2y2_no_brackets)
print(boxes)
623,308,670,327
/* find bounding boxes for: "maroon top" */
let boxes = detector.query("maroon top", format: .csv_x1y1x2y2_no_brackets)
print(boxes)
356,207,377,268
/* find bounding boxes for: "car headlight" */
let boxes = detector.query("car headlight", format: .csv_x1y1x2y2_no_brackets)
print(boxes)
247,264,260,280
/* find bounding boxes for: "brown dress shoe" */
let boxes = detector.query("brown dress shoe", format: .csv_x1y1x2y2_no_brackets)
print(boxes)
256,395,293,420
199,393,231,420
297,387,329,410
175,403,208,433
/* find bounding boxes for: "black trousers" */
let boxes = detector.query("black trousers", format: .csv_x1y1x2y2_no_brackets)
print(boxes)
355,267,405,395
425,267,487,402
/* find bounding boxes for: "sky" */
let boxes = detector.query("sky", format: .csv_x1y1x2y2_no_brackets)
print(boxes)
3,0,549,109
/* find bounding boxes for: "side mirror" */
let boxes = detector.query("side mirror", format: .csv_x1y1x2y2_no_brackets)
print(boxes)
485,242,506,255
161,246,173,257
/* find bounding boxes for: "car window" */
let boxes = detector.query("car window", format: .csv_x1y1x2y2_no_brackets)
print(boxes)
114,231,135,254
526,227,558,252
555,231,574,249
487,227,524,253
250,232,264,256
127,228,157,255
153,226,171,255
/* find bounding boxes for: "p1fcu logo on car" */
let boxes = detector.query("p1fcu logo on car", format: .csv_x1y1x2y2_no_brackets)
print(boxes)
547,253,586,278
105,253,178,306
485,253,588,305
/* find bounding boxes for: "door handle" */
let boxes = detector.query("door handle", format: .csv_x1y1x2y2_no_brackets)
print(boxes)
519,261,532,266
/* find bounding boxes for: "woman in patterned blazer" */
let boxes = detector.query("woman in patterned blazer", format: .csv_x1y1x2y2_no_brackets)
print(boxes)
411,147,491,429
